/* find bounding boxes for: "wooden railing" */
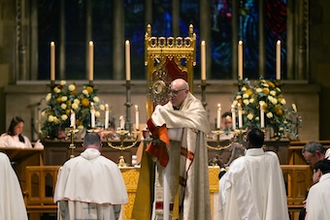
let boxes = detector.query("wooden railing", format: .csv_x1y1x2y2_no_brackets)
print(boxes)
23,164,311,220
24,166,61,219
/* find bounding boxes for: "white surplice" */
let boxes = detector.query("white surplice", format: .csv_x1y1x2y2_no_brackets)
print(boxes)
0,152,28,220
54,148,128,220
218,148,289,220
0,134,32,148
305,173,330,219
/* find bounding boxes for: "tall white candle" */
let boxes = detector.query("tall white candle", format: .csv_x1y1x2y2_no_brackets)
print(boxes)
201,41,206,80
231,104,236,130
217,103,221,129
135,105,140,130
238,40,243,79
238,103,243,128
105,104,109,129
260,103,265,128
125,40,131,81
50,42,55,81
70,110,75,128
89,41,94,81
276,40,281,80
90,102,95,128
119,115,125,129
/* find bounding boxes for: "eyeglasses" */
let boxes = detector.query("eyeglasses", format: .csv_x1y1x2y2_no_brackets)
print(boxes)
169,88,187,95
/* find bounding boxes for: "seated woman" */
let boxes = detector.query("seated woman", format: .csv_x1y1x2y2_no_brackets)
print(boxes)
0,116,32,148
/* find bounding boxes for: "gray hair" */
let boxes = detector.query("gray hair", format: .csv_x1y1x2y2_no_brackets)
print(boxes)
302,141,325,156
83,132,101,147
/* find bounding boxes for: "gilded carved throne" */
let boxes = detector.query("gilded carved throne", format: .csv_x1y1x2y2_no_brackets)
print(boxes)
145,24,196,117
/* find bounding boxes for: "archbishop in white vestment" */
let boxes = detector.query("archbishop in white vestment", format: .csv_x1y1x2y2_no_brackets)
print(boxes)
133,78,211,220
218,128,289,220
0,152,28,220
54,133,128,220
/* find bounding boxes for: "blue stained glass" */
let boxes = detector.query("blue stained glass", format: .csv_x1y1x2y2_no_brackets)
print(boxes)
180,0,200,78
211,0,233,79
151,0,172,36
265,0,287,79
125,0,145,79
240,0,259,79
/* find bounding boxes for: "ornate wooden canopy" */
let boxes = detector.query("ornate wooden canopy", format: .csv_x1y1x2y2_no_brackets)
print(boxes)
145,24,196,117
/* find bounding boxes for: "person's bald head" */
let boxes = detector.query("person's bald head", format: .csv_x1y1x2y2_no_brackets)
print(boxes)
169,78,189,108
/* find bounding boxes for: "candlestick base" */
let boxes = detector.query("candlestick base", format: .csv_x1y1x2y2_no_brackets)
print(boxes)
102,129,141,167
198,81,210,109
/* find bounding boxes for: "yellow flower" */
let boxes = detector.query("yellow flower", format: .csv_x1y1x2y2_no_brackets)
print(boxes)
246,89,253,96
65,109,71,115
86,86,94,94
267,81,275,88
262,88,269,95
68,84,76,91
81,98,90,107
275,106,283,116
71,90,78,96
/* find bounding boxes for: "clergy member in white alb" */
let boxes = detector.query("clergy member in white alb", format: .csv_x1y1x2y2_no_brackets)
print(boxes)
305,159,330,219
218,128,289,220
0,152,28,220
54,132,128,220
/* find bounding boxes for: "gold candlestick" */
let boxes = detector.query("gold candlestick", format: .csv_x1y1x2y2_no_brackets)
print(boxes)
65,127,79,158
102,129,140,167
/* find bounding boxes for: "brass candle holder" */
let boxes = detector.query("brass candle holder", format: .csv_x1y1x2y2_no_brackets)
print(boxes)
65,127,80,158
102,129,140,167
207,129,232,150
207,128,246,150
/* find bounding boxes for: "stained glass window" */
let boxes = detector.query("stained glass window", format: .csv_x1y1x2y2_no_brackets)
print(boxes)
36,0,288,81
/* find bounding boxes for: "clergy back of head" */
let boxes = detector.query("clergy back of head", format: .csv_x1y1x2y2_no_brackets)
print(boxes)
83,132,102,150
246,128,264,149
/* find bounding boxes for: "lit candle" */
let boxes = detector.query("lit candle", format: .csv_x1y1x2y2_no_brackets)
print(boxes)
125,40,131,81
50,42,55,81
231,104,236,130
217,103,221,129
135,105,140,130
276,40,281,80
105,104,109,129
89,41,94,81
90,102,95,128
260,103,265,128
238,103,243,128
201,41,206,81
238,40,243,80
119,115,125,129
70,110,75,128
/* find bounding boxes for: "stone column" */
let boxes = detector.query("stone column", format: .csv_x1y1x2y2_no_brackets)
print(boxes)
59,0,66,80
258,0,265,78
113,0,124,80
30,0,38,80
172,0,179,37
286,0,294,80
297,0,309,80
232,0,239,79
200,0,211,80
86,0,92,80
